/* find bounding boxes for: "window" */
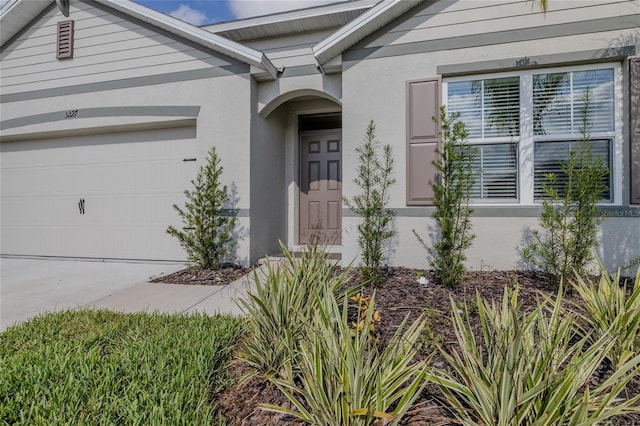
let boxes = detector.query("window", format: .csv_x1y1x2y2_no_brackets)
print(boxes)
533,69,613,200
445,65,617,204
447,77,520,200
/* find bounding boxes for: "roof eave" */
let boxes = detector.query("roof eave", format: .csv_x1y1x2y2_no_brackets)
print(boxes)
313,0,423,66
1,0,53,48
203,0,377,35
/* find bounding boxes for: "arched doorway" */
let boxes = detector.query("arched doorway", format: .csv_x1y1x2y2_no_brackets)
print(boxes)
257,91,342,253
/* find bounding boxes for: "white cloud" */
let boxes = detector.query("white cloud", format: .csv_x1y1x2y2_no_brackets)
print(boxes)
228,0,339,19
169,4,209,26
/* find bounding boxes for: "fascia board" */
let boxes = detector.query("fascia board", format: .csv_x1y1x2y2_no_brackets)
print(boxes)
313,0,422,66
0,0,23,16
203,0,377,34
94,0,278,79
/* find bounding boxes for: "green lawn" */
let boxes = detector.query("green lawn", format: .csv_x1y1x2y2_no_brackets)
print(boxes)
0,310,244,425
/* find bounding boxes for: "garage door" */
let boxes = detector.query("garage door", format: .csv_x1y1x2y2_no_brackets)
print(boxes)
1,127,197,260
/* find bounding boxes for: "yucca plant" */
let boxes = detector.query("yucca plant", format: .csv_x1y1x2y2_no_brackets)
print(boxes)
433,285,640,425
571,259,640,369
262,291,430,426
238,242,357,381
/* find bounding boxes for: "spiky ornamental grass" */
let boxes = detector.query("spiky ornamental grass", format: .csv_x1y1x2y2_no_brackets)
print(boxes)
571,260,640,370
167,146,236,269
343,120,396,286
432,285,640,425
238,242,360,382
0,310,244,425
261,291,430,426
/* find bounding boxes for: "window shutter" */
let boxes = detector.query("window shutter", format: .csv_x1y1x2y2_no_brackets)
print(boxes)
631,58,640,204
406,78,440,205
57,20,74,59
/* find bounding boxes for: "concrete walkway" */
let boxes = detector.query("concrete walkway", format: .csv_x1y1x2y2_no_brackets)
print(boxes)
1,257,261,332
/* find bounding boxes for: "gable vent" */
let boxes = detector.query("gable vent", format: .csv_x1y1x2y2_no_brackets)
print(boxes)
56,20,74,59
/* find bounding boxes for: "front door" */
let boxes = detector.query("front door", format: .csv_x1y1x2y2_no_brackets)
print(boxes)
299,131,342,245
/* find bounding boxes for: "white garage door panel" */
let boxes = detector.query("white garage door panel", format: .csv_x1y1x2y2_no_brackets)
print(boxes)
1,127,197,260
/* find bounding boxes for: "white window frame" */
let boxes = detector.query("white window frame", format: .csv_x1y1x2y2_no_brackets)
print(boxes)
443,62,622,206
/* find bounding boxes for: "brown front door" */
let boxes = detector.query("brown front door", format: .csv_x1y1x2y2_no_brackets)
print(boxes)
299,131,342,245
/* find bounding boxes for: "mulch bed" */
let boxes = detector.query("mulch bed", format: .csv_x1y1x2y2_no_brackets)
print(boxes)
151,264,250,286
218,267,640,426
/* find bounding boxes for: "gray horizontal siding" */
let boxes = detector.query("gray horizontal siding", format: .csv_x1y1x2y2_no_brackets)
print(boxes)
0,0,240,95
0,65,248,103
346,0,639,61
345,16,639,62
381,0,634,40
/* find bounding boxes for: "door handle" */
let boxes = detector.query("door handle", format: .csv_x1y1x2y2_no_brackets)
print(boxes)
78,198,85,215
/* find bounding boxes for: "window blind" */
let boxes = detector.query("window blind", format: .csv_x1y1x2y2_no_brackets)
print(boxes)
533,139,611,200
533,69,614,136
448,77,520,139
471,143,518,199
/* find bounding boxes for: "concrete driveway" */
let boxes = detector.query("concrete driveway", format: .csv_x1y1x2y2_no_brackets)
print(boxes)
1,257,260,332
0,258,186,331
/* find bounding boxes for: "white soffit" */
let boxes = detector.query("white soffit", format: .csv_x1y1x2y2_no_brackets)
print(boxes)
1,0,53,46
204,0,378,42
94,0,279,79
313,0,423,66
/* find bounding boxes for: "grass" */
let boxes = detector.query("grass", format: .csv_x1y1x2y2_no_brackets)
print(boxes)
0,310,244,425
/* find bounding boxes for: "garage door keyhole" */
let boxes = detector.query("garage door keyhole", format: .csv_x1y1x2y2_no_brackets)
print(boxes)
78,198,85,215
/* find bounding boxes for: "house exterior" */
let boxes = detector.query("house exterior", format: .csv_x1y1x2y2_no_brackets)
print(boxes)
1,0,639,273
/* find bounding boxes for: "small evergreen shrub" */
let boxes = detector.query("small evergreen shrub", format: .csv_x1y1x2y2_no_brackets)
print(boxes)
344,120,396,286
521,89,609,285
414,107,476,288
167,146,236,269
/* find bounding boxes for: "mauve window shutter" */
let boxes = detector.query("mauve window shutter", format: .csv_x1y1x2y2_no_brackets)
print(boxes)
631,58,640,204
57,20,74,59
406,78,441,205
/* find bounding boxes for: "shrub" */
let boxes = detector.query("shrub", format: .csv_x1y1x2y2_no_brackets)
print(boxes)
343,120,396,286
432,285,640,425
571,259,640,369
414,107,476,288
521,88,609,284
238,242,357,381
167,146,236,269
262,291,430,426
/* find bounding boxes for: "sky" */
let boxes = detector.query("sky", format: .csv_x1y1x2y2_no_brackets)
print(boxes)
132,0,344,26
